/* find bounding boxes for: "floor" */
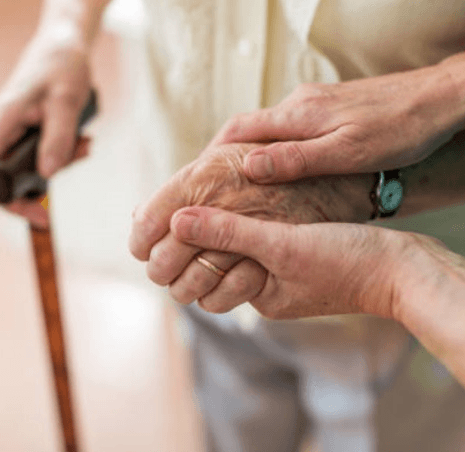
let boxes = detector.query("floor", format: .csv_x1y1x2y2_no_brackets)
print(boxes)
0,1,203,451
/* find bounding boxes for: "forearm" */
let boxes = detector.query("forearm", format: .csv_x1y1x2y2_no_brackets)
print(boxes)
38,0,111,49
394,234,465,387
392,54,465,217
439,52,465,123
396,129,465,217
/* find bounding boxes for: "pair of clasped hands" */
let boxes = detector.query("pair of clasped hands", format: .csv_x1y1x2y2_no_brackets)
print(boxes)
0,35,462,330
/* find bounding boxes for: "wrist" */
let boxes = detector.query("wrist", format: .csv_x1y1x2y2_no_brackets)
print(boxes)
403,61,465,148
336,173,377,223
439,53,465,124
394,233,465,365
38,0,108,51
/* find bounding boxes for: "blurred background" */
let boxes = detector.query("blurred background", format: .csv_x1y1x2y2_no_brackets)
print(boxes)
2,1,465,452
0,0,203,450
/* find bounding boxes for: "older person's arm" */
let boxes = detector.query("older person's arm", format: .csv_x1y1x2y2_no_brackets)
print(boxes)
129,130,465,312
210,52,465,183
169,206,465,388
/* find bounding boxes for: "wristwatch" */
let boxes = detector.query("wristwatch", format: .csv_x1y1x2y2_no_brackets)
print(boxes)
370,169,405,220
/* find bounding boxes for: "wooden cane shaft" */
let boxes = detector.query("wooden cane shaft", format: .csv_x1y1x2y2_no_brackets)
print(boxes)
30,222,80,452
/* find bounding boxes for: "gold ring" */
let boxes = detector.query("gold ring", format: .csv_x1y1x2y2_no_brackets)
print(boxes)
196,256,226,277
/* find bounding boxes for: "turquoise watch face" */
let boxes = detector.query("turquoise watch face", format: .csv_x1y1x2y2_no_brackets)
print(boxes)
380,180,403,212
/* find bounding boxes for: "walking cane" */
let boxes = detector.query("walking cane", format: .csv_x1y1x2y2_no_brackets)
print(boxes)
0,91,98,452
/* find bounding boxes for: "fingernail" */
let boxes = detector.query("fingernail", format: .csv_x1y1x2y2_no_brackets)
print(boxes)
175,211,200,241
246,153,274,180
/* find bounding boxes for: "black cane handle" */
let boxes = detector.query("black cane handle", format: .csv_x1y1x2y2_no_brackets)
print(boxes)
0,89,98,204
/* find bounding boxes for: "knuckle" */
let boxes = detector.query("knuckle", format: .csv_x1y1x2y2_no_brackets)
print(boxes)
222,270,253,299
172,266,217,304
294,82,329,100
283,142,309,176
253,300,276,320
254,298,287,321
211,217,236,250
51,87,82,110
264,310,285,321
169,284,196,305
222,114,244,140
133,207,158,237
339,125,371,171
147,247,175,285
146,262,166,286
201,300,231,314
257,308,277,320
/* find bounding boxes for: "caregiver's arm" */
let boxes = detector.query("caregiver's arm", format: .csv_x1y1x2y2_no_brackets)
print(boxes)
171,207,465,387
211,52,465,182
396,128,465,217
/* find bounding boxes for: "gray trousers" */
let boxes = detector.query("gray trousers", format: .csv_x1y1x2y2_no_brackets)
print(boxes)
179,304,465,452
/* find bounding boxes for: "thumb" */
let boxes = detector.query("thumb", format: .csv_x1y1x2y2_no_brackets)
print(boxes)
243,133,355,183
171,206,294,271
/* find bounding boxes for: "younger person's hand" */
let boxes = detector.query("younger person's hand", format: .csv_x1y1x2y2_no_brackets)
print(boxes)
170,206,408,318
171,205,465,388
212,59,464,183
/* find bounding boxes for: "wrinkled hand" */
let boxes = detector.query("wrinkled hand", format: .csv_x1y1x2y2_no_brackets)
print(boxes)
211,65,462,183
169,206,419,319
0,31,92,227
129,143,374,313
5,137,91,228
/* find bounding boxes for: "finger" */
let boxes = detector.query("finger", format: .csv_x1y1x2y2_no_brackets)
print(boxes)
196,258,267,314
71,136,91,162
38,89,86,178
6,198,50,229
171,206,297,273
129,170,188,261
243,132,356,183
0,98,32,158
211,108,300,147
146,232,202,285
169,251,243,304
210,102,320,147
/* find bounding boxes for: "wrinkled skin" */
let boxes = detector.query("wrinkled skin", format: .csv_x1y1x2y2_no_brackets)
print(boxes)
170,207,413,319
183,144,373,224
0,33,92,228
129,142,374,315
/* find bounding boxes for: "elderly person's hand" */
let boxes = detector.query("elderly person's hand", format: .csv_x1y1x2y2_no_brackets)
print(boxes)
170,206,465,387
0,6,96,228
129,142,375,312
211,54,465,183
